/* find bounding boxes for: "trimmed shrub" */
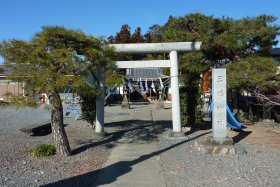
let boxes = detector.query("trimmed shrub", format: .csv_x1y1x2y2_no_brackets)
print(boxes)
180,86,203,127
31,144,56,157
78,85,97,128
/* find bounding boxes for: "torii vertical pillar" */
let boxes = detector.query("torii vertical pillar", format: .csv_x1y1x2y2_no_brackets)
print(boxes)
169,51,184,137
95,67,107,137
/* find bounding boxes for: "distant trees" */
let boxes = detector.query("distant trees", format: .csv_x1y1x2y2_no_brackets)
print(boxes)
161,13,279,73
109,24,145,44
131,27,145,43
162,13,279,121
114,24,132,44
144,24,163,43
108,24,148,64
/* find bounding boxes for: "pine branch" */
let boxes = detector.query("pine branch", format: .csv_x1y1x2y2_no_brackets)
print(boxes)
251,89,280,106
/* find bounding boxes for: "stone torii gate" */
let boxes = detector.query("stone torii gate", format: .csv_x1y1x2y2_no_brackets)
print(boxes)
95,42,201,137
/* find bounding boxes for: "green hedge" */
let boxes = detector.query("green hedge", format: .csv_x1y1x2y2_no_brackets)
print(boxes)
180,86,203,127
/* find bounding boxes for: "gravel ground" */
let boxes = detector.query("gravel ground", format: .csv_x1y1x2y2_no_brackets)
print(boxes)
1,104,280,187
109,107,280,187
153,108,280,187
0,105,135,187
159,134,280,187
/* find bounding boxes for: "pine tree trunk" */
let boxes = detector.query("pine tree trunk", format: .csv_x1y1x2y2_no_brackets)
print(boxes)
47,89,71,156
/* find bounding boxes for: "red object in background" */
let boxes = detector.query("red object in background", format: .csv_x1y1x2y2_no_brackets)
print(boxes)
202,69,211,98
40,94,45,104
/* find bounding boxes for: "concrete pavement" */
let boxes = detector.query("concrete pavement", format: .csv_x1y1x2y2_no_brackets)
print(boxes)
93,104,170,187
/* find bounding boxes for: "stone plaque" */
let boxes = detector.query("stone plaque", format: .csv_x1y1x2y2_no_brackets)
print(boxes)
212,69,227,139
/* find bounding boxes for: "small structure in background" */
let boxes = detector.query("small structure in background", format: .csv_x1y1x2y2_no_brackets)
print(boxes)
270,48,280,74
201,69,211,112
63,87,82,120
104,68,170,105
126,68,169,102
0,65,25,102
269,48,280,63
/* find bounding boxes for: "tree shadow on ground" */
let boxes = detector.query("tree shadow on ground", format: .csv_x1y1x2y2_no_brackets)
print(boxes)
184,117,212,136
42,132,209,187
20,122,69,137
72,119,172,155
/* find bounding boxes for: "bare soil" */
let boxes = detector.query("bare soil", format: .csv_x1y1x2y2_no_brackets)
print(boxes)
228,122,280,148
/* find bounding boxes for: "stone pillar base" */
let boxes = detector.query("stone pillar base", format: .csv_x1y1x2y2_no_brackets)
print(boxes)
163,101,172,109
121,103,130,109
194,140,247,156
156,101,164,109
93,131,108,139
169,131,186,138
206,137,233,145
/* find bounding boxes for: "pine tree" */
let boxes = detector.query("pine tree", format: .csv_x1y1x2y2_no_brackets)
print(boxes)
0,26,114,156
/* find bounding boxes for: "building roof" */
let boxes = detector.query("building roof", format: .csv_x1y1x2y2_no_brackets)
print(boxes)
126,68,168,81
0,65,11,77
269,48,280,56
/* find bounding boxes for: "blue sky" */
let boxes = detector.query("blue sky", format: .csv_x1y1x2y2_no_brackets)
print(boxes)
1,0,280,63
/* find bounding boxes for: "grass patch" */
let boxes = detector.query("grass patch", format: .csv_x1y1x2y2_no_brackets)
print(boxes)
0,101,11,107
31,144,56,157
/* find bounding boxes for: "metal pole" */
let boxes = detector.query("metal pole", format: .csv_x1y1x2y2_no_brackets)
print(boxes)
95,67,105,133
170,51,182,134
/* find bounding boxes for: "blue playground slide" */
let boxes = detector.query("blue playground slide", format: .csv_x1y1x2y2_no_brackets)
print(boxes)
208,94,246,130
226,104,247,130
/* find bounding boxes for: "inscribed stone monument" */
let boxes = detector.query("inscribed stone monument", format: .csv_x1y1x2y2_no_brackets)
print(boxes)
212,68,227,139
